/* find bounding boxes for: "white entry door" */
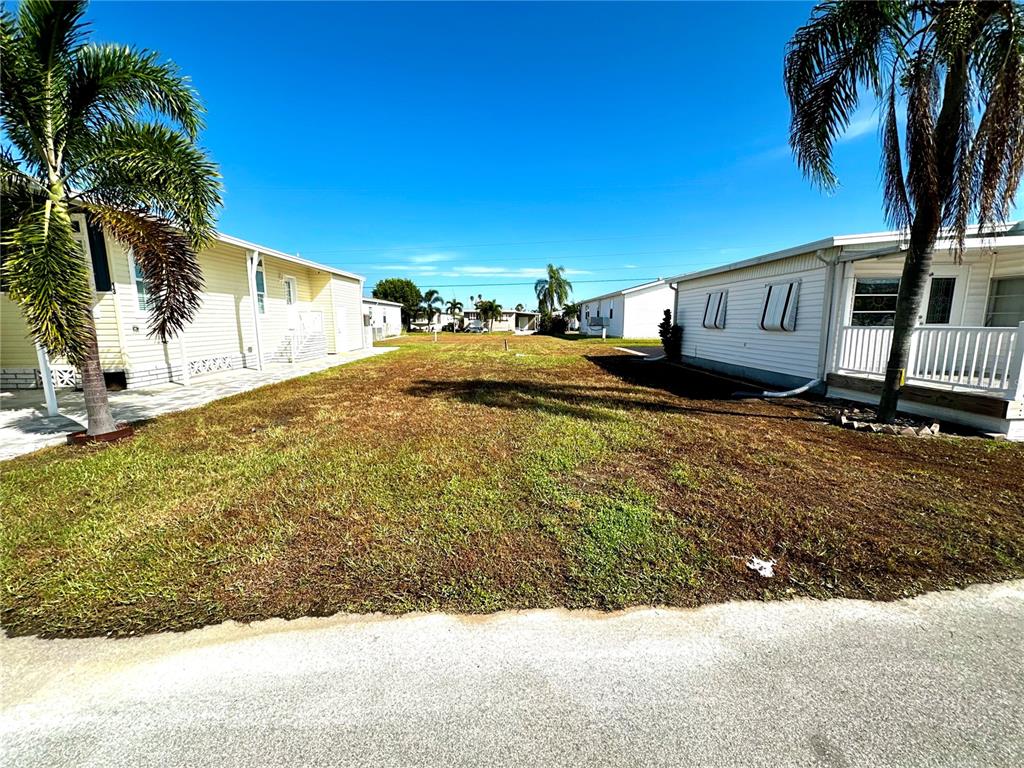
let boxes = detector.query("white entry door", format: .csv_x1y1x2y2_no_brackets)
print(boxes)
283,277,299,331
334,308,348,351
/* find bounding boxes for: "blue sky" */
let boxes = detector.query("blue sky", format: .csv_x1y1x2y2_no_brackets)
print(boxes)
84,1,1016,308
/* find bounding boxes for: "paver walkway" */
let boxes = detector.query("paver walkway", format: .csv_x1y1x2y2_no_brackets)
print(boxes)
0,346,396,460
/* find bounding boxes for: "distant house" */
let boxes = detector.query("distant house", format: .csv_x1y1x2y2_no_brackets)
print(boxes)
1,212,366,391
362,297,403,340
578,280,674,338
461,309,539,333
667,224,1024,440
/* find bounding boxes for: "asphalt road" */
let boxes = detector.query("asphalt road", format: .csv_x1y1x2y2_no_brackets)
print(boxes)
3,582,1023,767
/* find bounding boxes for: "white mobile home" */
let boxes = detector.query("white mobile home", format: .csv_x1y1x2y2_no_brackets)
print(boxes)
668,224,1024,440
579,280,674,338
461,309,539,333
362,297,403,341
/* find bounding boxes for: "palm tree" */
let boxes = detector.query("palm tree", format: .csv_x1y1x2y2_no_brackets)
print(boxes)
785,1,1024,421
1,0,221,435
561,301,581,328
421,288,443,327
477,299,503,331
534,264,573,314
445,297,463,330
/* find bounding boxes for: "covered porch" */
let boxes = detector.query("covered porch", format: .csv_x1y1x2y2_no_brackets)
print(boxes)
826,240,1024,437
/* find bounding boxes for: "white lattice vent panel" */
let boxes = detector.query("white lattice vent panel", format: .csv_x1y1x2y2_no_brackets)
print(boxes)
188,356,233,376
49,367,78,388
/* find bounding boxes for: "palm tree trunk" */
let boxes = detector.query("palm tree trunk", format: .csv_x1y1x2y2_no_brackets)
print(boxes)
877,215,940,422
79,317,118,435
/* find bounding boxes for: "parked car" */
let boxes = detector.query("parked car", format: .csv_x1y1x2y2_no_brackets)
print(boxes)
465,323,488,333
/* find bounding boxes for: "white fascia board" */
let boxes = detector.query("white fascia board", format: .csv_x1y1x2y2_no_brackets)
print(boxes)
362,297,405,308
578,279,667,305
216,232,365,282
666,221,1023,286
665,237,836,286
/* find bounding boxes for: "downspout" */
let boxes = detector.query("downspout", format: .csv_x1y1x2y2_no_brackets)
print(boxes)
35,344,58,416
245,250,265,371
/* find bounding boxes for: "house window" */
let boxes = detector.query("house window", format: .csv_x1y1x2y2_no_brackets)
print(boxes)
760,281,799,331
255,260,267,314
925,277,955,324
131,256,152,312
985,277,1024,327
283,277,297,306
851,278,899,326
609,308,614,319
703,291,727,329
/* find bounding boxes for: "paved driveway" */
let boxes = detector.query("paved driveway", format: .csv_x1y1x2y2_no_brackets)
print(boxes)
0,346,396,460
2,582,1021,767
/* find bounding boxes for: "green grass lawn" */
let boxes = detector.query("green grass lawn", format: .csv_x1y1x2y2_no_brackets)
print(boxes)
2,333,1023,637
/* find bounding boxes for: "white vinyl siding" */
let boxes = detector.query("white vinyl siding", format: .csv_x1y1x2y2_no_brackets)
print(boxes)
674,251,829,380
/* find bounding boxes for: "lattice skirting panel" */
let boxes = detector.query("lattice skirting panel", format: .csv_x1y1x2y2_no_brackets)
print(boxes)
188,356,234,376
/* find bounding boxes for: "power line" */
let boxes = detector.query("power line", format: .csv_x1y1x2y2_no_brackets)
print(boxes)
299,232,700,255
387,277,661,289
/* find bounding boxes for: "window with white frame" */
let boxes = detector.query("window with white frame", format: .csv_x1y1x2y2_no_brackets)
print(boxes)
702,290,727,329
609,307,614,319
851,277,899,326
760,280,799,331
255,260,267,314
131,255,152,312
985,277,1024,327
283,277,297,306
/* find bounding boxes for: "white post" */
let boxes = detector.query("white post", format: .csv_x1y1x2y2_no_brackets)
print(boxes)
1008,321,1024,402
245,251,265,370
34,343,58,417
602,327,607,340
178,333,191,386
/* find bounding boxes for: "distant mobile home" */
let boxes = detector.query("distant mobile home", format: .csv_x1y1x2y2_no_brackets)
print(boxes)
667,224,1024,440
362,297,404,340
578,280,674,338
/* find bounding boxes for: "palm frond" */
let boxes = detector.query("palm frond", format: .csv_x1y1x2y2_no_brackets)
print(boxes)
2,201,94,364
880,79,912,229
784,1,895,189
72,121,222,247
17,0,87,70
63,43,204,144
971,5,1024,232
82,204,203,341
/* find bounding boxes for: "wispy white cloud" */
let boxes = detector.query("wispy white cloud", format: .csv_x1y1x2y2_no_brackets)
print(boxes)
407,253,454,264
838,110,878,143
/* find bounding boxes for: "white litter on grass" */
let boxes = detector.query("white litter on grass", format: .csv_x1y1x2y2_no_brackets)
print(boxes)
746,556,776,578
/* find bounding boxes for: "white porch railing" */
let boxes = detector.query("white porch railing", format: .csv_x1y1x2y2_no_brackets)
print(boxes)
834,322,1024,396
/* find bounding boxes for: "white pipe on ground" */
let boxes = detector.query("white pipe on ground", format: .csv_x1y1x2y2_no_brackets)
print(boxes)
733,378,824,399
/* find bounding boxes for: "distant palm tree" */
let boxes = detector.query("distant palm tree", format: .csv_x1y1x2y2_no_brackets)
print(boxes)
422,289,443,326
1,0,221,436
477,299,503,331
515,303,525,311
785,0,1024,421
561,302,581,326
445,297,463,330
534,264,573,314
